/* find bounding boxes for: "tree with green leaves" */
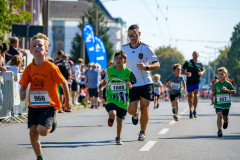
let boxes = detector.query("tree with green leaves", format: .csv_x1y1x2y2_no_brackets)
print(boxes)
71,3,114,65
226,22,240,86
0,0,32,41
152,46,185,81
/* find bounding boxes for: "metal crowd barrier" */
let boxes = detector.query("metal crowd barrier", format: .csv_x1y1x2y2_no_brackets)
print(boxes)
0,72,27,126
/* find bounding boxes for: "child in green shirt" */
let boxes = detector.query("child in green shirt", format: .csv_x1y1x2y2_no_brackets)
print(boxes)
213,67,235,137
101,51,136,145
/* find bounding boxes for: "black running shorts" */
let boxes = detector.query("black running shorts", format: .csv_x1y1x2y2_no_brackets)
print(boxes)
105,103,127,119
28,106,55,129
170,93,181,102
88,88,99,97
215,108,229,117
129,84,154,102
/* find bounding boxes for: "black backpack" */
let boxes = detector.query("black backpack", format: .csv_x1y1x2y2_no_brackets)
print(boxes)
55,60,70,80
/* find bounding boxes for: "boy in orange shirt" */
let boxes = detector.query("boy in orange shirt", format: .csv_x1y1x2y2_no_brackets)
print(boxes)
19,33,72,160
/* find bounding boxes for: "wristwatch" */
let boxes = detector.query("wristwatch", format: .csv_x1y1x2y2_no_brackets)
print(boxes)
145,66,149,71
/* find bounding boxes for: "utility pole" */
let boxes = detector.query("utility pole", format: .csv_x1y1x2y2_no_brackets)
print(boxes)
42,0,49,35
80,16,86,62
95,6,98,36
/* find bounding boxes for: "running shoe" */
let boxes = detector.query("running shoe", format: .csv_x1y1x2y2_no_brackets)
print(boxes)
90,105,94,109
37,155,45,160
138,131,145,141
217,129,223,137
108,118,114,127
50,116,57,133
154,105,157,109
193,109,197,118
58,110,64,113
115,137,123,145
173,115,178,121
189,110,193,119
132,114,139,125
156,104,159,108
64,109,72,112
223,121,228,129
172,108,176,114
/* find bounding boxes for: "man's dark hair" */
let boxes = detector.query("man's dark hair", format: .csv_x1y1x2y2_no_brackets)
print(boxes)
128,25,139,31
10,37,18,44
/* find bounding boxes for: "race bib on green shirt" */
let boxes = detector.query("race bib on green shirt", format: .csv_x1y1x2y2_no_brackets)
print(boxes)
110,81,126,93
216,94,230,104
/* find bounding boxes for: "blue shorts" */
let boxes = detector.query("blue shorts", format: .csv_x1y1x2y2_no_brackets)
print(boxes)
187,83,201,93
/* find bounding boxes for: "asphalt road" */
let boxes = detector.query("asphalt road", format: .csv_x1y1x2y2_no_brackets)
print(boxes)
0,99,240,160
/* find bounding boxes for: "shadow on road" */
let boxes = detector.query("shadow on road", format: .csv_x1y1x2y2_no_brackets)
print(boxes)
58,125,104,128
19,140,137,148
160,135,240,140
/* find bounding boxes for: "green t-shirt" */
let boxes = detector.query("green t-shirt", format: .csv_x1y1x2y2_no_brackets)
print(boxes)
214,80,235,109
106,66,136,110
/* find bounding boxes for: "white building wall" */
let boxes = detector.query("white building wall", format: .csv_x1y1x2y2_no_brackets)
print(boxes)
64,21,81,56
48,21,53,57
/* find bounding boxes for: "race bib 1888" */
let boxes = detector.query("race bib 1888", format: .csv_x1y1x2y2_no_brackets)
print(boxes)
217,94,230,104
30,91,50,106
110,82,126,93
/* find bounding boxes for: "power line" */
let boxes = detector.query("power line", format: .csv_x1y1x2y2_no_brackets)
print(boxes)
142,0,165,42
171,38,229,44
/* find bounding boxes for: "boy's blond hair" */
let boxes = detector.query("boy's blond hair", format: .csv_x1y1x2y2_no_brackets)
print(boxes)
172,63,182,71
217,67,228,75
31,33,49,49
153,74,161,80
62,52,68,59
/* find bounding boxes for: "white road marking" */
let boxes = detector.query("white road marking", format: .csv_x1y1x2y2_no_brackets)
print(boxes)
139,141,157,151
169,120,176,125
158,128,170,134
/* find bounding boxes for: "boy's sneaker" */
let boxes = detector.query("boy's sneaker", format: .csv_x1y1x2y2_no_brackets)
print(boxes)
50,117,57,133
37,155,45,160
90,105,94,109
138,131,145,141
193,109,197,118
223,121,228,129
58,110,64,113
217,129,223,137
108,118,114,127
132,114,138,125
115,137,123,145
156,104,159,108
189,110,193,119
173,115,178,121
154,105,157,109
172,108,176,114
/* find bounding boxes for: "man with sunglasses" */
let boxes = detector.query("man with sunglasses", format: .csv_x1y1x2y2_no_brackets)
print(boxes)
122,24,160,141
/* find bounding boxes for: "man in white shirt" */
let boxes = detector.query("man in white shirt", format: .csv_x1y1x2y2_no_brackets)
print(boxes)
122,25,160,141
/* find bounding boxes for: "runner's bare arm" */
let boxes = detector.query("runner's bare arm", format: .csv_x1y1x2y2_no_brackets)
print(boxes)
198,68,205,76
62,80,72,110
137,61,160,71
20,86,27,101
221,86,236,94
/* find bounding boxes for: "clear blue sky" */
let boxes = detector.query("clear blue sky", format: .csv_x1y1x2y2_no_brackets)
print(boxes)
100,0,240,64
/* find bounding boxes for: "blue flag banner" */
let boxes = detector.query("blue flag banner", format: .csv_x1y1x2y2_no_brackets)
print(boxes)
95,36,107,69
83,24,96,63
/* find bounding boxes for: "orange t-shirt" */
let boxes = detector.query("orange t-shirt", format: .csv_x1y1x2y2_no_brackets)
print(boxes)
19,60,65,110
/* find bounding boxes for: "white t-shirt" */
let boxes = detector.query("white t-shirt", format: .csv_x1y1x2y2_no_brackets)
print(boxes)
72,64,81,82
153,81,163,95
122,42,158,87
6,61,19,76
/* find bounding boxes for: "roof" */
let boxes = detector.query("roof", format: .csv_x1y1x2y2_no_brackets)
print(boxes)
49,0,114,21
50,1,92,21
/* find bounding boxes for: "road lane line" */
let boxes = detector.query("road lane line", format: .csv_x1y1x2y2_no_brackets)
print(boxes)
169,120,176,125
158,128,169,134
139,141,157,151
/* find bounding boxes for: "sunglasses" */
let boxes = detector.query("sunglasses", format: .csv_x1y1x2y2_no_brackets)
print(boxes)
128,33,138,38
